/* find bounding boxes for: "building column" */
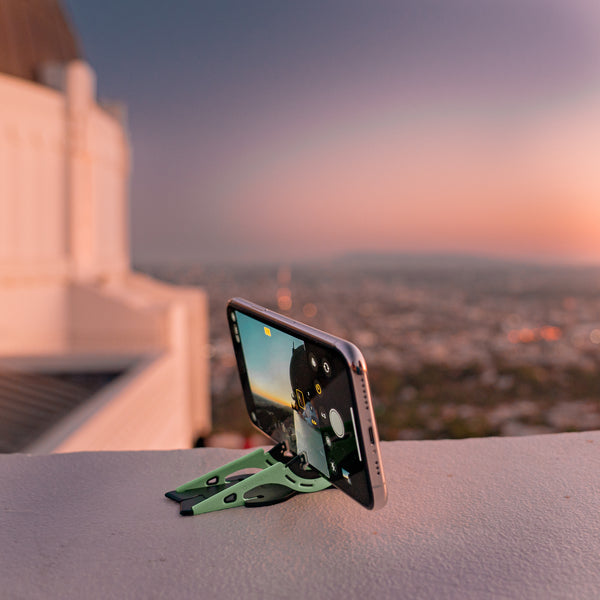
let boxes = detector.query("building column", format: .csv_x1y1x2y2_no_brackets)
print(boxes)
65,60,97,281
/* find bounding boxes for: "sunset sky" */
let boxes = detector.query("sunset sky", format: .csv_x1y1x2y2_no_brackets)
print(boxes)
64,0,600,265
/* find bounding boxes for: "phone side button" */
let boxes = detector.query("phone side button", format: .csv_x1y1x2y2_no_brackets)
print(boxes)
368,427,375,445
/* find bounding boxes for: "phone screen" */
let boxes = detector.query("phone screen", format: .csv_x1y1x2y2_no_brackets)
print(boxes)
231,308,372,508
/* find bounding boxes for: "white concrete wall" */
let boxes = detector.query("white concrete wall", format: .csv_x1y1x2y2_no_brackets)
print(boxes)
89,106,129,274
50,351,193,452
68,283,166,353
0,74,68,277
0,281,166,357
123,273,212,438
0,62,130,282
0,276,211,447
0,282,69,354
0,276,210,450
50,290,205,452
4,433,600,599
0,62,211,450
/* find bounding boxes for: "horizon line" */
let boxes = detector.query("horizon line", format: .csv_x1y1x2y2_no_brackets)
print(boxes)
132,250,600,270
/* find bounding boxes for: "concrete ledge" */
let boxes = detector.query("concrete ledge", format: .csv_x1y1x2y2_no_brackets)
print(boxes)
2,432,599,599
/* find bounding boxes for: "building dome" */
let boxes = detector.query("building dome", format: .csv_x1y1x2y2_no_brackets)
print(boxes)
0,0,81,82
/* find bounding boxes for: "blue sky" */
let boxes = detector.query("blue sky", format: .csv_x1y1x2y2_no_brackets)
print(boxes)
64,1,600,265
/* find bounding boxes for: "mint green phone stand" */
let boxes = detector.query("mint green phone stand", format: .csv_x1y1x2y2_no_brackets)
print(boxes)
165,443,330,515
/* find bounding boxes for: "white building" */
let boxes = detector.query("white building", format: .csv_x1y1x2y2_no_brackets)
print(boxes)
0,0,210,452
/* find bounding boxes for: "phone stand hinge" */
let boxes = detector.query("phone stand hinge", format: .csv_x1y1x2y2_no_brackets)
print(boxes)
165,442,331,516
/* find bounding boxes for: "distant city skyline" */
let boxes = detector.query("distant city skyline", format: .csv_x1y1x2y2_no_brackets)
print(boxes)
64,0,600,265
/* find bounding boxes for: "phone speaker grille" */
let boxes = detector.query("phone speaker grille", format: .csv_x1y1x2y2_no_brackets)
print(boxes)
360,377,369,409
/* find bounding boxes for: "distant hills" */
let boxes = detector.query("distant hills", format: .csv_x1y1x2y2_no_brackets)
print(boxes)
135,251,600,271
335,252,529,268
333,252,597,269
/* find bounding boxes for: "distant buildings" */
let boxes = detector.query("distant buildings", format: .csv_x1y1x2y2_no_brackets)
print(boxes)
152,261,600,440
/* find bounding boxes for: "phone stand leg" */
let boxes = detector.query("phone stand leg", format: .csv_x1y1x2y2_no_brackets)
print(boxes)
165,443,330,515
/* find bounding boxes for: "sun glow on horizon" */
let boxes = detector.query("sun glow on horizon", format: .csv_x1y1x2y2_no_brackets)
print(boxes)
250,384,294,409
222,89,600,265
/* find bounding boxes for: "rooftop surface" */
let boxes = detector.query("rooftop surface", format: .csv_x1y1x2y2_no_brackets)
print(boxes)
0,368,123,452
3,432,599,599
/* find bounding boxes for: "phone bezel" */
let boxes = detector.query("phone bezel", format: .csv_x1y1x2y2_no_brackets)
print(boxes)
227,297,387,511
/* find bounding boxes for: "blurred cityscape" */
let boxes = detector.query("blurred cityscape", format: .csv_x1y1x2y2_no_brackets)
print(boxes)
142,258,600,442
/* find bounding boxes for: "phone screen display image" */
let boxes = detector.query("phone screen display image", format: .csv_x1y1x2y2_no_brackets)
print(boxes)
231,306,375,508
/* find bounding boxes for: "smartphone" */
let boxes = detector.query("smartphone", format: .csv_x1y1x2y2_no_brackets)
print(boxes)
227,297,387,511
